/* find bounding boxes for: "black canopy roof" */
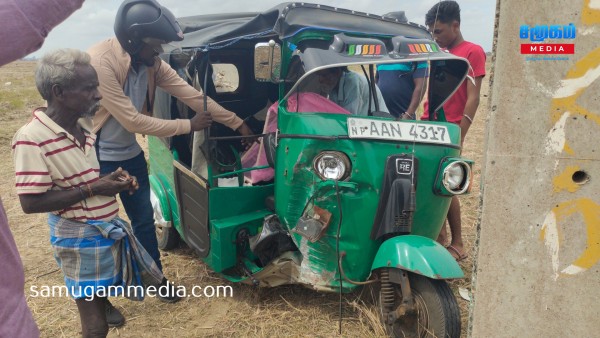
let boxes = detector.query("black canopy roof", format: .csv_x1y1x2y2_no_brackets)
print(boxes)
172,2,470,117
174,2,431,49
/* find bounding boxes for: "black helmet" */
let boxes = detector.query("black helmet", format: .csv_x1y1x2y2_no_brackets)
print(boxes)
114,0,184,54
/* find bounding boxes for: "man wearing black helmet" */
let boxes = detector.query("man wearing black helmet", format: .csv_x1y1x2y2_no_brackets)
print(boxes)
88,0,254,321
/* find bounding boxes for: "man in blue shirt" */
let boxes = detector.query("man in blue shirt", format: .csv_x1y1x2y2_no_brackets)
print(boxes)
377,11,429,119
377,61,428,119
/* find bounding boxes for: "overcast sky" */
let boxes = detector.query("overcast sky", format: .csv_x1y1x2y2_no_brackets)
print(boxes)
31,0,495,58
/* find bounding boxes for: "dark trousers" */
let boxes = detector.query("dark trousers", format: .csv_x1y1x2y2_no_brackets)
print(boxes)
99,151,162,271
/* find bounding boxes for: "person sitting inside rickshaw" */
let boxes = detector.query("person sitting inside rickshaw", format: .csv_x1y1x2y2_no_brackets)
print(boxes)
315,66,390,116
240,91,351,184
240,66,388,185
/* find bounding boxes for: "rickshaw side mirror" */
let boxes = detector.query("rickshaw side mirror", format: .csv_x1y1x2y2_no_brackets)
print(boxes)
254,41,282,83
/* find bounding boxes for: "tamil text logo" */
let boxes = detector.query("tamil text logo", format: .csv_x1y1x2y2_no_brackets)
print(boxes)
520,23,576,55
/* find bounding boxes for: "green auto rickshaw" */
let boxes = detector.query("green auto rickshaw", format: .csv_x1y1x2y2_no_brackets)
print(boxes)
149,3,472,337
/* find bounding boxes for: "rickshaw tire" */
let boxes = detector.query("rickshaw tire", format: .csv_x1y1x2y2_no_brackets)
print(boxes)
379,271,461,338
156,222,180,251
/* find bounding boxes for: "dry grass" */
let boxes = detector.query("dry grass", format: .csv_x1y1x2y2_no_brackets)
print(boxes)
0,60,489,337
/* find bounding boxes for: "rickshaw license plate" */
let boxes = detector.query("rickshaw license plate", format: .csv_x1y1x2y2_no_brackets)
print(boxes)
347,118,451,145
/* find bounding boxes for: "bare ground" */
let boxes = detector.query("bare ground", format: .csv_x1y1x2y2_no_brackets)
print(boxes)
0,60,489,337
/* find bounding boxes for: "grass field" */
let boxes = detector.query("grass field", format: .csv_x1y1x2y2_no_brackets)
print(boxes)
0,60,489,337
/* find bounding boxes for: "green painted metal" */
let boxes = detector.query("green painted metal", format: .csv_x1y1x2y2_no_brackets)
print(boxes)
371,235,464,279
148,174,172,222
274,111,462,290
212,165,270,178
208,185,274,220
207,209,272,273
203,184,274,276
148,136,182,235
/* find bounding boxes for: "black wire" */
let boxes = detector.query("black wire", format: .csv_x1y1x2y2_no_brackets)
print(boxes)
360,65,373,116
335,180,343,334
368,64,380,112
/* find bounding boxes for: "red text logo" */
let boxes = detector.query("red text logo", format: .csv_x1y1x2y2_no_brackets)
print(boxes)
520,44,574,54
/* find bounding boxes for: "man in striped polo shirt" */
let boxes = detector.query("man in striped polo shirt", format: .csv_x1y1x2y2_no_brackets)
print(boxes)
12,49,150,336
12,50,130,225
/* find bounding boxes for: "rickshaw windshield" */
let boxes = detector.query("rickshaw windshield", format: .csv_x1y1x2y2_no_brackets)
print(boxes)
283,33,471,116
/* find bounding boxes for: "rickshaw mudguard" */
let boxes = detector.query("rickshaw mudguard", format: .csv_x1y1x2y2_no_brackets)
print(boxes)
371,235,464,279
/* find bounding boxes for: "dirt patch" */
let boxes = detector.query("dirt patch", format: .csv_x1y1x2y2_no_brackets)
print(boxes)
0,60,489,337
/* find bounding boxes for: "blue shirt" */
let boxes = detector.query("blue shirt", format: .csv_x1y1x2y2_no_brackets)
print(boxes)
377,62,428,118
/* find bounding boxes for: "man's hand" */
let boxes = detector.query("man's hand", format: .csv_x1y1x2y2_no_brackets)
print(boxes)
237,122,256,149
398,112,416,120
91,167,137,196
190,111,213,131
114,168,139,195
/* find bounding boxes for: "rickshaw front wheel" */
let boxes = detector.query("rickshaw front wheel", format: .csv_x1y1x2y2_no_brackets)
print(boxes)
378,270,460,338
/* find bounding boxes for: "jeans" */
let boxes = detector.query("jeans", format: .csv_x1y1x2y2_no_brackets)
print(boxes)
99,151,162,271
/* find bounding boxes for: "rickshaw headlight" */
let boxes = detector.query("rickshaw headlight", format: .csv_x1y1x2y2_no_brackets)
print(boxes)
442,161,471,194
313,151,351,181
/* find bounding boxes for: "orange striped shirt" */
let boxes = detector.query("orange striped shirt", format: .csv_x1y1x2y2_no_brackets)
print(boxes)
12,109,119,222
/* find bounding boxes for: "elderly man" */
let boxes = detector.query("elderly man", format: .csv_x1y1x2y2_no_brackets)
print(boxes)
13,49,162,337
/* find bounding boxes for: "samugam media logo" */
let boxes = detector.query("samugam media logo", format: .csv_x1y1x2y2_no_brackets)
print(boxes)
520,23,576,54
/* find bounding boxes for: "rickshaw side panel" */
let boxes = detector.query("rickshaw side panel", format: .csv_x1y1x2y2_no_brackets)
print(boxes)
208,208,273,273
206,185,276,274
208,185,275,220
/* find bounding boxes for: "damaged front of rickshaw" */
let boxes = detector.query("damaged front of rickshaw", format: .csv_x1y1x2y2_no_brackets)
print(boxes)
262,22,472,335
264,26,472,292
